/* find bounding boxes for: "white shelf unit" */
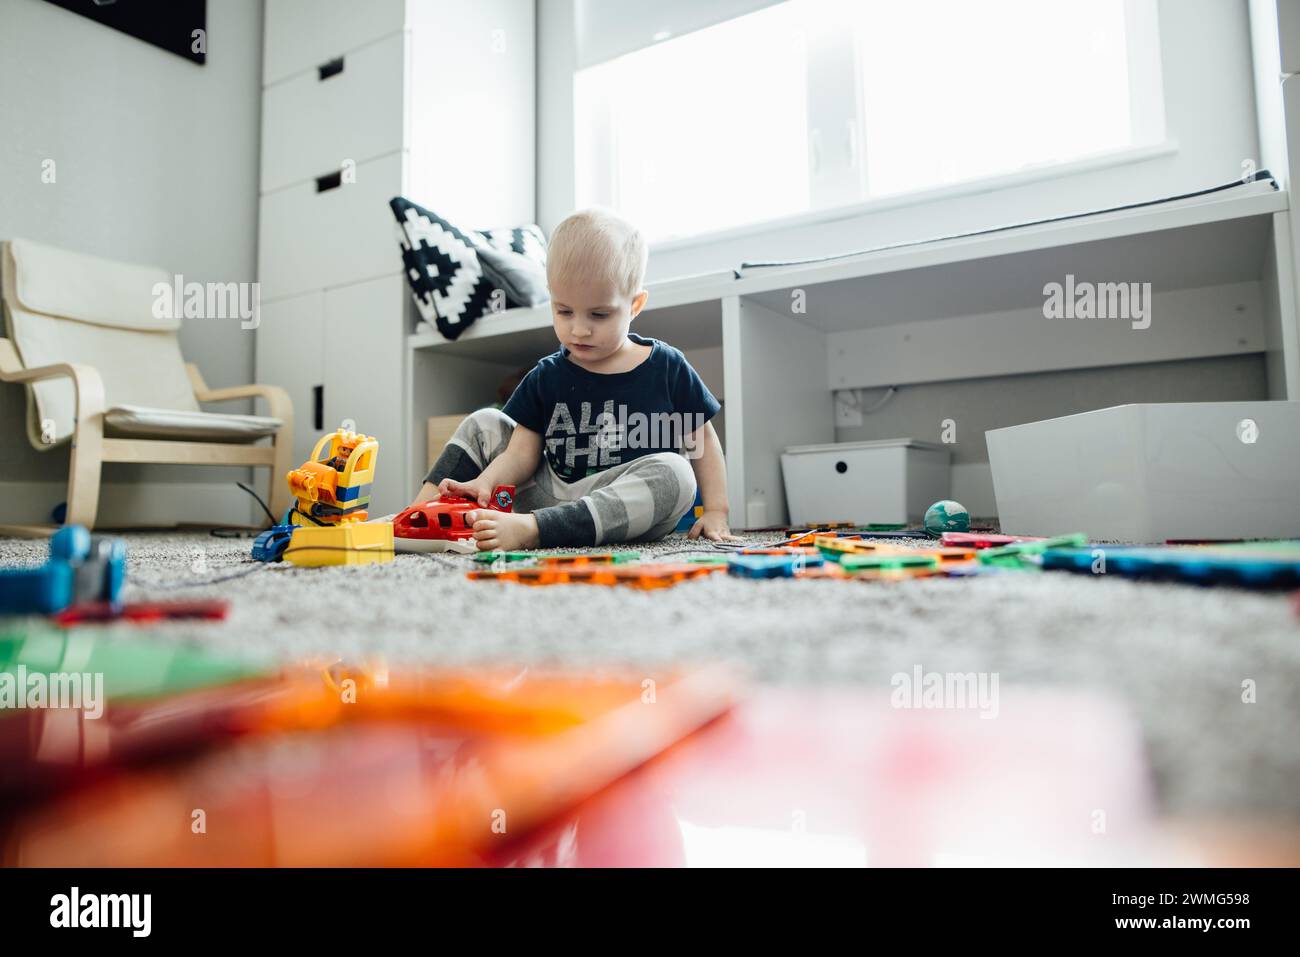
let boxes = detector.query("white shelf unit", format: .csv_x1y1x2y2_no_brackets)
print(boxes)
255,0,535,515
407,187,1300,528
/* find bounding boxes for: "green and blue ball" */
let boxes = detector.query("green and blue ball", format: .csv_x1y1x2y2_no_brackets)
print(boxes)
924,500,969,536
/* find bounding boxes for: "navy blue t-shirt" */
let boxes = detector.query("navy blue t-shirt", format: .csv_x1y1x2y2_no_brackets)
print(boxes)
502,334,721,483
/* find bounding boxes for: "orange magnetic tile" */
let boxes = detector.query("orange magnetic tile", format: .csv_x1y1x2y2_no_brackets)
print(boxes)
468,562,725,589
536,552,641,566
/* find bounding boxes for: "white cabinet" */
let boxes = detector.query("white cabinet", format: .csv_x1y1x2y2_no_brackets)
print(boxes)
255,289,323,471
261,31,408,195
258,151,408,302
263,0,406,87
256,0,535,514
322,276,409,508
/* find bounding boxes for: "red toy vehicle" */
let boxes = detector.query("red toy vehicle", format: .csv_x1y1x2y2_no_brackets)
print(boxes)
392,485,515,551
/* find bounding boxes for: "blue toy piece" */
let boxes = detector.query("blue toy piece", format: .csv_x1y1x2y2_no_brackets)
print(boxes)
1041,542,1300,589
252,520,295,563
674,488,705,533
0,525,126,615
727,553,824,579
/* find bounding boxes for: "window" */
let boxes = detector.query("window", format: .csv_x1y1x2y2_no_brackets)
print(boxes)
573,0,1165,245
574,2,811,247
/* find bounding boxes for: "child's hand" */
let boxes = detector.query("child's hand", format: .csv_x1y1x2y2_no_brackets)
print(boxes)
438,476,493,506
688,508,740,543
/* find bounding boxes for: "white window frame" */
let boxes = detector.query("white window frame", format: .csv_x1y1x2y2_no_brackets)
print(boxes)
573,0,1171,253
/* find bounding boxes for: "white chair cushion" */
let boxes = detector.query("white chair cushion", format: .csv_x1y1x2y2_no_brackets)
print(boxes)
9,238,180,332
2,240,200,445
104,405,282,443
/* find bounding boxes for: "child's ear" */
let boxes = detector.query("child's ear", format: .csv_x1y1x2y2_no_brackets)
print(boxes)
630,290,649,318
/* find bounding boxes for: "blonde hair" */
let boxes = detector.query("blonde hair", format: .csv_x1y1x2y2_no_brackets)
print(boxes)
547,208,648,300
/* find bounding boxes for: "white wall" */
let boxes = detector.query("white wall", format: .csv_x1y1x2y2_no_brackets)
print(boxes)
538,0,1262,282
0,0,263,522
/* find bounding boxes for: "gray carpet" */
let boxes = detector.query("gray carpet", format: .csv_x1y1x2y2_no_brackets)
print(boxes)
3,530,1299,817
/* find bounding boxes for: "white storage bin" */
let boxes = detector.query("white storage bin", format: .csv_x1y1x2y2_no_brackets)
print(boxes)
986,402,1300,541
780,439,951,525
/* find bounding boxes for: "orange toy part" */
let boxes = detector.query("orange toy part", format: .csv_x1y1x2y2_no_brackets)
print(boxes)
535,552,640,566
468,562,726,589
287,460,340,505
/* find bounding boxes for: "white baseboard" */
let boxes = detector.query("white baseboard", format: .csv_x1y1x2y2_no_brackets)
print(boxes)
0,481,258,528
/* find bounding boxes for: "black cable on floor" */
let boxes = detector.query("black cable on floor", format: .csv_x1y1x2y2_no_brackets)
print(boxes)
236,480,278,525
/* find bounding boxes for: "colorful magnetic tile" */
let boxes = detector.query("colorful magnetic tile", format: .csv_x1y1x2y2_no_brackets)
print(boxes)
536,552,642,566
846,565,947,581
467,562,725,589
471,551,537,564
977,533,1088,565
772,531,820,547
791,561,851,579
814,536,880,560
940,532,1044,549
870,530,940,539
917,547,979,565
53,600,230,626
727,553,825,579
1041,542,1300,589
736,546,820,556
840,552,940,572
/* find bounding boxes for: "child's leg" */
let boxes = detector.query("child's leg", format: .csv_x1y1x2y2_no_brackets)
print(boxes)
424,408,515,485
516,452,698,548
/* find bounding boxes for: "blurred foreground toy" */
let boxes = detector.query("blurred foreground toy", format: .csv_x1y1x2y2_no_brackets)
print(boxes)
490,688,1157,867
4,665,737,866
0,525,124,615
1042,541,1300,589
52,599,229,626
391,485,516,554
0,625,267,707
924,500,970,536
0,649,696,798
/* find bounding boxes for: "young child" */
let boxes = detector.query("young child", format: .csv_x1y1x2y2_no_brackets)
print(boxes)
409,208,738,551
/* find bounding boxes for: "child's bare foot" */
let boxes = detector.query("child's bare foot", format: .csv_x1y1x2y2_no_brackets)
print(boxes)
469,510,539,551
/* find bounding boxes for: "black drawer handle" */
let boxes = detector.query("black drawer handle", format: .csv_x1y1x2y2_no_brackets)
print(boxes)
313,385,324,430
318,56,344,81
315,170,343,192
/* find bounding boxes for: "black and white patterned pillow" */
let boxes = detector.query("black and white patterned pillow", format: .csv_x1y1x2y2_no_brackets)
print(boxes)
389,197,547,340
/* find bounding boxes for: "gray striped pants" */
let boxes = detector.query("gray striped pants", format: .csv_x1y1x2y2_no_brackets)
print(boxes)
425,408,698,548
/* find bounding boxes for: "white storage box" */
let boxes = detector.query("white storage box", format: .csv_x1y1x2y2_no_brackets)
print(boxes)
986,402,1300,541
780,439,951,525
